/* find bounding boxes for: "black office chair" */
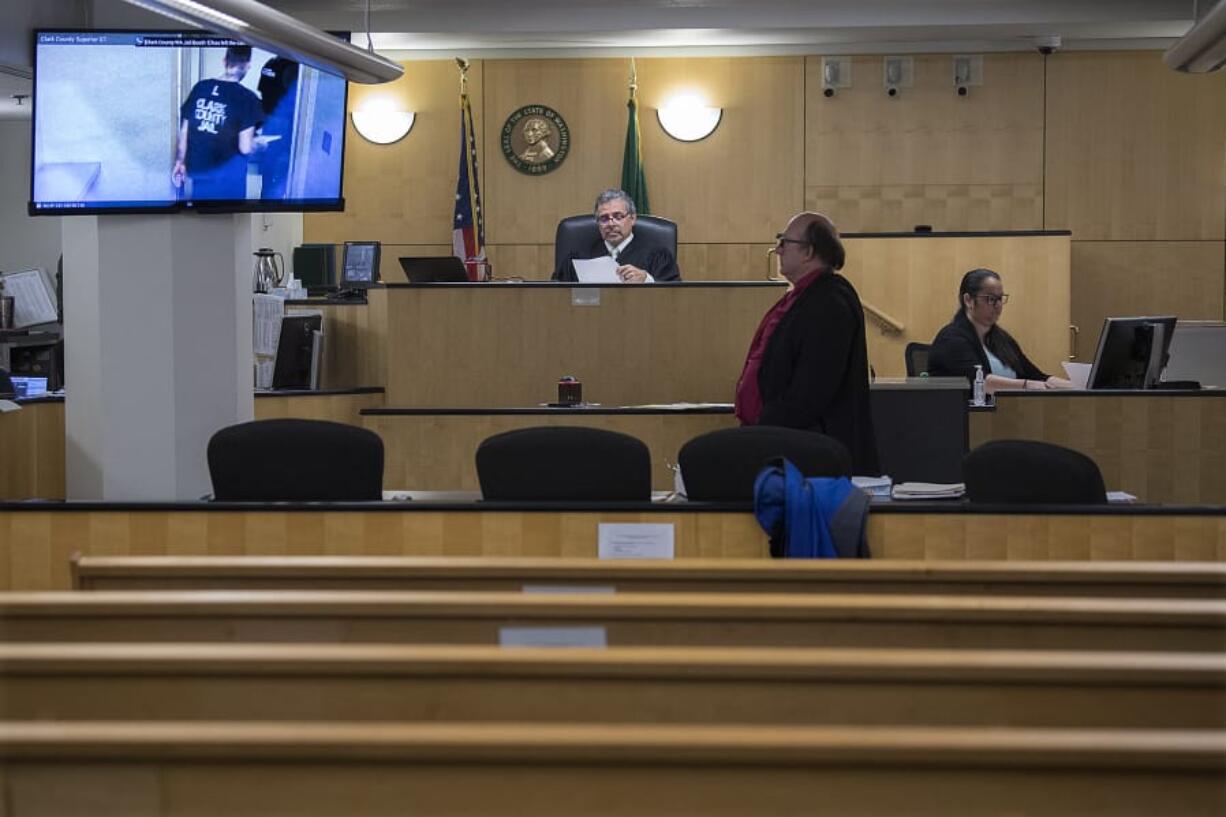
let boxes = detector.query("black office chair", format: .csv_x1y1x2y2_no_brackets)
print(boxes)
962,440,1107,504
553,214,678,273
904,342,931,377
678,426,853,502
476,426,652,501
207,419,384,502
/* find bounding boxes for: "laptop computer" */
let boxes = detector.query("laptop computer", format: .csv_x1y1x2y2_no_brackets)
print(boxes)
398,256,470,283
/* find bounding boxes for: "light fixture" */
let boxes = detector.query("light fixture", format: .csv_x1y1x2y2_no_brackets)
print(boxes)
351,98,415,144
656,93,722,142
118,0,404,84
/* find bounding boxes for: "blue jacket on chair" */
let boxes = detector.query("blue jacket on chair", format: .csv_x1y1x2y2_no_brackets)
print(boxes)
753,457,871,559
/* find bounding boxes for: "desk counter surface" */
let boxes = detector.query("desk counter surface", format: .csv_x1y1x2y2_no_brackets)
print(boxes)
1,498,1223,591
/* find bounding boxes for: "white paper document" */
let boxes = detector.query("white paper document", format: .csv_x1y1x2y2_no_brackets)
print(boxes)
1,269,58,327
598,523,676,560
252,294,285,358
573,256,621,284
891,482,966,500
0,400,21,413
499,626,608,647
1062,361,1092,389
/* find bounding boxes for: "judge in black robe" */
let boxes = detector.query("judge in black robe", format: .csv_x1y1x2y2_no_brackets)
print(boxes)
552,189,681,283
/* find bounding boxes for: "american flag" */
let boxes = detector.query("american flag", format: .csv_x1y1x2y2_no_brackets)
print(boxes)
452,87,486,281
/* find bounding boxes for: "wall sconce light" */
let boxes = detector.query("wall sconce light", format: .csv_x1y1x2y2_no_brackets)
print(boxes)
656,93,722,142
350,97,416,144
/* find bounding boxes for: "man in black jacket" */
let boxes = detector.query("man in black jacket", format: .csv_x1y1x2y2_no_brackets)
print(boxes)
734,212,880,475
552,189,680,283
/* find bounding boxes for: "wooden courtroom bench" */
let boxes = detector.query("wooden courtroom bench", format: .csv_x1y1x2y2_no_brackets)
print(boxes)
1,721,1222,816
2,643,1222,730
1,591,1223,652
70,555,1226,598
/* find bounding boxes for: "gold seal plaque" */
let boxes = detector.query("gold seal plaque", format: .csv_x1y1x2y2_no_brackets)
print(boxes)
501,105,570,175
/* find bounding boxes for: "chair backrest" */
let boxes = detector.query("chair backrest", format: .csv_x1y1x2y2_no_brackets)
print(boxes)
904,342,932,377
476,426,651,501
962,440,1107,504
678,426,853,502
553,214,679,272
207,419,384,502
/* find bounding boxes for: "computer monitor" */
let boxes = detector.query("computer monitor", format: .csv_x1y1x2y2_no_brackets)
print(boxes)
292,244,337,293
340,241,381,289
271,314,324,390
1087,315,1177,390
398,256,469,283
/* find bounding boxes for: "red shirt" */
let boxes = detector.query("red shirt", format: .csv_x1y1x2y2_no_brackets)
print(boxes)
735,269,823,425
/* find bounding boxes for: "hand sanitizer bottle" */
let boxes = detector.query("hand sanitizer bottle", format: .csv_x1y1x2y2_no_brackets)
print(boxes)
972,365,986,406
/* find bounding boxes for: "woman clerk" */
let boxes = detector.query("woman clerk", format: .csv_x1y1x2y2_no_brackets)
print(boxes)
928,268,1073,394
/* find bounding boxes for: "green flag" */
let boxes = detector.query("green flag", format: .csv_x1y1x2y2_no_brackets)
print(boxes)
620,90,650,215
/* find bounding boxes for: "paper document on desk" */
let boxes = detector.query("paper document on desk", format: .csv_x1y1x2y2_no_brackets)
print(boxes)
573,256,621,284
891,482,965,500
0,400,20,413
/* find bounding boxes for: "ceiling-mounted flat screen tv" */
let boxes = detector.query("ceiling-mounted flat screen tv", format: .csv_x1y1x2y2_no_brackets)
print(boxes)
30,30,349,216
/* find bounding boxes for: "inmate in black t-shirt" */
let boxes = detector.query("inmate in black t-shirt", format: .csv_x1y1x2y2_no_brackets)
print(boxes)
180,79,261,182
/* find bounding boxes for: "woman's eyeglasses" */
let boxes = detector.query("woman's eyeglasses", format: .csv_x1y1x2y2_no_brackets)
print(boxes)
974,294,1010,306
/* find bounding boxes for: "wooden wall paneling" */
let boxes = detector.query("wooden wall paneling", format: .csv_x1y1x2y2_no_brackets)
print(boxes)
255,392,385,425
481,58,805,277
842,235,1070,377
308,289,387,390
1070,241,1226,360
381,285,782,406
0,402,65,501
485,245,556,280
303,60,485,249
366,412,736,491
2,508,1223,591
969,394,1226,504
676,244,778,281
483,59,632,248
634,57,806,244
869,512,1226,562
805,54,1045,232
1044,52,1226,241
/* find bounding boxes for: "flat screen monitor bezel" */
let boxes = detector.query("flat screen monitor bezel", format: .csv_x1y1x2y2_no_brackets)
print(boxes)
341,241,381,289
28,28,349,217
1086,315,1178,390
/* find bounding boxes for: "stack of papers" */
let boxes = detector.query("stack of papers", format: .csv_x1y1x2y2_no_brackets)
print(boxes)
852,475,893,498
891,482,966,500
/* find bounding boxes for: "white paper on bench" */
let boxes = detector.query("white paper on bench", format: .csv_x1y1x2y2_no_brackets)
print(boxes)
522,585,617,594
499,626,608,647
598,523,675,560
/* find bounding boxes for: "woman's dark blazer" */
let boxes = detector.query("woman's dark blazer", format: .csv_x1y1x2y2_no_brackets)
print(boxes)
927,311,1048,384
756,271,881,475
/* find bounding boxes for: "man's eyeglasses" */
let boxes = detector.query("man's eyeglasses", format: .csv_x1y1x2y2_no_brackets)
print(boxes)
597,212,630,225
775,233,807,248
974,294,1010,306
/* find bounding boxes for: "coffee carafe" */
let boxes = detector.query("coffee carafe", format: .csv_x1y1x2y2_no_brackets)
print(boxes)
252,248,286,294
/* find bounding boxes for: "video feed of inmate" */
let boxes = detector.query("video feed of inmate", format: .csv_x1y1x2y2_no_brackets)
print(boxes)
31,31,349,214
